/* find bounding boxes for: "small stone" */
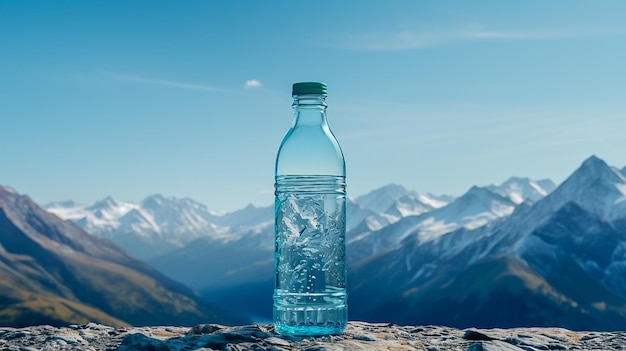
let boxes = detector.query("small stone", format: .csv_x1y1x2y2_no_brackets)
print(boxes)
223,344,252,351
197,334,228,349
265,336,291,346
187,324,223,335
117,333,168,351
353,334,376,341
468,341,528,351
3,331,28,340
521,347,544,351
504,337,522,345
302,346,346,351
580,334,597,341
540,333,568,343
464,330,496,341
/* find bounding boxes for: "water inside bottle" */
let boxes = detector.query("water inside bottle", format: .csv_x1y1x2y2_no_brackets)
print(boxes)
274,175,347,336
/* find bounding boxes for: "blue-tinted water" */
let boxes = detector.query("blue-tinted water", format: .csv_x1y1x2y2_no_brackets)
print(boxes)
274,175,347,336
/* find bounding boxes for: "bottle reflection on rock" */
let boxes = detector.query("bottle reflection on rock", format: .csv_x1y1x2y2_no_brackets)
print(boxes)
273,82,347,336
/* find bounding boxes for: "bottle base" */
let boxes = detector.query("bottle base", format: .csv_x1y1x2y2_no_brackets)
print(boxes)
274,323,346,337
273,305,347,336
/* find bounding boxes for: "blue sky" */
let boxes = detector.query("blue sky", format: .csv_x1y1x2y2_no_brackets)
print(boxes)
1,1,625,211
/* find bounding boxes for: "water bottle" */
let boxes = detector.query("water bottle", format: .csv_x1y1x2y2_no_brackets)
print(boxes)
274,82,347,336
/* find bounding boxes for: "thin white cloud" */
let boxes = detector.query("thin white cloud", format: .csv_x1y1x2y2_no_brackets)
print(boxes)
245,79,262,88
342,26,615,51
106,73,219,91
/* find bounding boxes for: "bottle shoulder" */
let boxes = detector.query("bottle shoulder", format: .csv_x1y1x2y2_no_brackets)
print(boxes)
276,127,345,177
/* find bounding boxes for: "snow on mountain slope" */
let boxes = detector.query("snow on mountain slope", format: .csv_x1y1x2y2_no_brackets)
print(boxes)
142,194,220,235
521,156,626,225
408,186,516,241
384,193,439,218
355,184,450,216
425,193,456,206
354,184,410,213
621,166,626,177
346,199,380,231
45,195,249,260
47,196,141,234
488,177,556,204
349,184,453,238
348,186,516,262
536,179,558,194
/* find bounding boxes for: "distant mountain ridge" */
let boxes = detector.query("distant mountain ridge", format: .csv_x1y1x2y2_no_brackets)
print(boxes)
45,195,272,260
44,184,455,262
0,187,246,327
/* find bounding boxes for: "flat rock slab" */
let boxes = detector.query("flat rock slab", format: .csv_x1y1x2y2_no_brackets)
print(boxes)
1,322,625,350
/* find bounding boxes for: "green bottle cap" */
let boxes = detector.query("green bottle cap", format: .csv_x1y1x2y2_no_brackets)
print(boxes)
292,82,327,96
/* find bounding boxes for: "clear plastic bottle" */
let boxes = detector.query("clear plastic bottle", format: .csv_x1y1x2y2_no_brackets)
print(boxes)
273,82,347,336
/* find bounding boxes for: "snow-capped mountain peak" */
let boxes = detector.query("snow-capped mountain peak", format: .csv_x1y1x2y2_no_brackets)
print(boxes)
87,196,126,212
142,193,167,207
355,183,410,213
576,155,624,183
488,177,556,204
47,197,137,232
443,186,516,222
542,155,626,221
498,156,626,245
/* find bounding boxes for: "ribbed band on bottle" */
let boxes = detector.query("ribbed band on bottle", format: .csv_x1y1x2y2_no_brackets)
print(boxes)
275,175,345,195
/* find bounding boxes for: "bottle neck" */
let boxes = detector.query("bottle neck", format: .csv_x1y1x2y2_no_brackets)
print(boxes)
292,95,328,127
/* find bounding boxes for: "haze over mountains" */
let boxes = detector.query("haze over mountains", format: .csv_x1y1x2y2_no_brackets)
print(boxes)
5,155,626,330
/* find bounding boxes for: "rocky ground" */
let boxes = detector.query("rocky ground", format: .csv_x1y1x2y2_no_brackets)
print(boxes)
0,322,625,350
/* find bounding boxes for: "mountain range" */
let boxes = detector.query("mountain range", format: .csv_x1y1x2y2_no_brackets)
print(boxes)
349,156,626,330
0,187,246,327
16,155,626,330
43,168,560,323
